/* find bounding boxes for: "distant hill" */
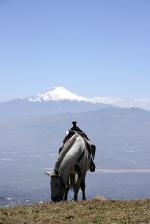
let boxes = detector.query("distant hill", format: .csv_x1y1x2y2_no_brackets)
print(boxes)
1,107,150,169
0,99,109,122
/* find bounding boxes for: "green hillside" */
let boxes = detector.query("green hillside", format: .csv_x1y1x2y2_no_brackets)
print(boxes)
0,199,150,224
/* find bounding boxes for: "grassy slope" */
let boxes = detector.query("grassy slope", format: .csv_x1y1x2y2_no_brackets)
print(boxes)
0,199,150,224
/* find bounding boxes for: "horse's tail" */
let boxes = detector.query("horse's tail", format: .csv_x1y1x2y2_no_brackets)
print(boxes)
69,173,76,190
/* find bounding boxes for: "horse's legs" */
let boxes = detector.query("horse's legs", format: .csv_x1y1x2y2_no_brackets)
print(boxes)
74,177,81,201
74,189,79,201
81,175,86,200
64,185,70,201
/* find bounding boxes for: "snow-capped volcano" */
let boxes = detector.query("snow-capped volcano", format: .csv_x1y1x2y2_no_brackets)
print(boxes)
27,86,150,110
28,87,88,102
28,86,119,104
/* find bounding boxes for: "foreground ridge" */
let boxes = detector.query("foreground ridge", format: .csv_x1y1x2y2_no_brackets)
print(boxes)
0,199,150,224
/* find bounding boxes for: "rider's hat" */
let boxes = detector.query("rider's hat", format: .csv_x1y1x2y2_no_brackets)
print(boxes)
72,121,77,127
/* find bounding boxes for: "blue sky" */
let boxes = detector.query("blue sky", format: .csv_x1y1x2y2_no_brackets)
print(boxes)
0,0,150,101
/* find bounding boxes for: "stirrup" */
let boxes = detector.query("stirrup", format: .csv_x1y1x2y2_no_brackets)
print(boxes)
90,163,95,172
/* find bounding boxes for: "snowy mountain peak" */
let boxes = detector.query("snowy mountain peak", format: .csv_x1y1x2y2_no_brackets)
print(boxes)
28,86,87,102
27,86,150,110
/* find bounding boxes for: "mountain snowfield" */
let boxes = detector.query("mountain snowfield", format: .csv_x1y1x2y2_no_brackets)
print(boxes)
28,87,87,102
27,86,150,110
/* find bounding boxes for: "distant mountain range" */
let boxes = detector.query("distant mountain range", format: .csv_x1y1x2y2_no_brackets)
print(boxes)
0,87,109,122
27,87,150,110
1,86,150,109
0,86,150,122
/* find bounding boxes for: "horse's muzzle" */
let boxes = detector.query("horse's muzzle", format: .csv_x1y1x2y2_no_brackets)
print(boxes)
51,196,61,202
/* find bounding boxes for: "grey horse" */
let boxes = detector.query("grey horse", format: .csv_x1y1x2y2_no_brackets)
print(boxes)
46,134,93,202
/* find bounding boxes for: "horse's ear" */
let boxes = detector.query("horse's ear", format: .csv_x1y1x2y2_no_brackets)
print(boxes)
44,171,51,176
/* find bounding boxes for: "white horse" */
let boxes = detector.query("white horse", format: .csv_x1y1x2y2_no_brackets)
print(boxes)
46,133,93,202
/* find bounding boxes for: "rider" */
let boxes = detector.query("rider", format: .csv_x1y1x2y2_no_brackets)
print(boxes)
51,121,96,176
70,121,89,140
61,121,89,147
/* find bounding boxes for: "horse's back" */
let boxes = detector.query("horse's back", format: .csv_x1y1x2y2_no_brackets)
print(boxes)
59,135,85,174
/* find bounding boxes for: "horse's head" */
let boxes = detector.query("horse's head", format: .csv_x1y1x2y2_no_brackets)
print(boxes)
51,175,64,202
45,172,65,202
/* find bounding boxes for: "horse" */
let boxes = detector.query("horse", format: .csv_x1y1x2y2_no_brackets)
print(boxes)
46,133,94,202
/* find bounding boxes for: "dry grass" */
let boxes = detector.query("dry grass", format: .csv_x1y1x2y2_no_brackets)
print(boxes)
0,199,150,224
